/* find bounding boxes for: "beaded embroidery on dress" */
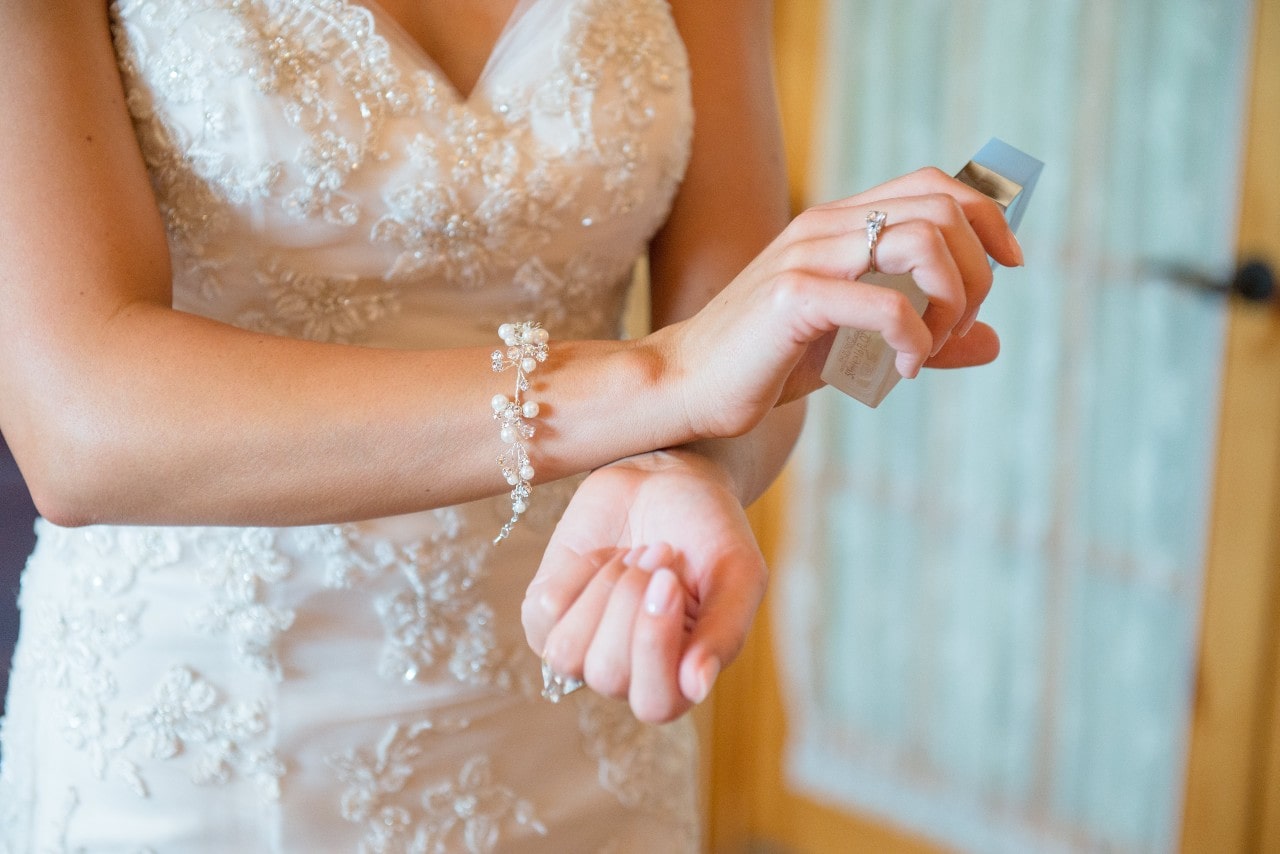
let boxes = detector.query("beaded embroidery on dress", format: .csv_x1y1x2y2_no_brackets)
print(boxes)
0,0,697,850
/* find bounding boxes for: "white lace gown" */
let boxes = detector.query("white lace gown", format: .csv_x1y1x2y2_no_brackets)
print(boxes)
0,0,700,850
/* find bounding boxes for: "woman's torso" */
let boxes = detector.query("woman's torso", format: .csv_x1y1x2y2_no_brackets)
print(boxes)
0,0,697,850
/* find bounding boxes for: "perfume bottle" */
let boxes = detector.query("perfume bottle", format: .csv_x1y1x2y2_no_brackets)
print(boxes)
820,138,1044,407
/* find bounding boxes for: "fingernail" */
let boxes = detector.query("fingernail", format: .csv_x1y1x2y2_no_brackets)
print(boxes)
930,331,950,357
693,656,721,704
956,310,977,338
644,568,681,616
637,542,672,571
623,545,647,567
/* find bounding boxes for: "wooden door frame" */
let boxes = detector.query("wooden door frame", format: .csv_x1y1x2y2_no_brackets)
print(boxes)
1182,0,1280,850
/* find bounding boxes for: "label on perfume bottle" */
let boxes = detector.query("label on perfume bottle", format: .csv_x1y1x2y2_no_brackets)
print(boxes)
821,138,1043,407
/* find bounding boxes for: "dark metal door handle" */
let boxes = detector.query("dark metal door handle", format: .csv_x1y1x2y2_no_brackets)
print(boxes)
1145,258,1276,303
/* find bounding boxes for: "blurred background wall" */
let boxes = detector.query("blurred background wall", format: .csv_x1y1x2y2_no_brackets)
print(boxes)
708,1,1280,852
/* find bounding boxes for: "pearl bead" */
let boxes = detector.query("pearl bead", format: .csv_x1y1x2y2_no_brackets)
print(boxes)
505,472,519,485
491,394,508,411
500,426,517,444
521,401,540,419
520,325,538,344
513,500,528,514
520,357,536,373
498,323,515,342
519,464,535,480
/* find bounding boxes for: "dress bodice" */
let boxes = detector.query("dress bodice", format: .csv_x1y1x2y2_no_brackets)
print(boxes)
111,0,692,345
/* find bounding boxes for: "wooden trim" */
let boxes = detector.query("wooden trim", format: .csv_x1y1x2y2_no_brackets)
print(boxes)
1180,0,1280,850
772,0,823,215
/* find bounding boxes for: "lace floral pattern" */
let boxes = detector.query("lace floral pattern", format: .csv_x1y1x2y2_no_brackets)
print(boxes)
127,667,286,796
235,260,402,342
328,721,547,854
513,254,634,340
370,532,532,692
7,525,284,801
577,694,700,846
187,528,297,679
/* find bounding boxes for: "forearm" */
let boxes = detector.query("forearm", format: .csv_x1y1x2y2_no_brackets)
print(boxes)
8,303,693,527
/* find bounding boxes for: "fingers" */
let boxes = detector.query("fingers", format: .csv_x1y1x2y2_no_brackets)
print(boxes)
782,166,1026,353
677,556,766,707
522,544,610,658
924,320,1000,369
629,568,693,723
766,270,934,378
787,197,992,342
810,166,1024,269
539,549,632,678
540,544,683,698
580,563,652,697
532,533,765,724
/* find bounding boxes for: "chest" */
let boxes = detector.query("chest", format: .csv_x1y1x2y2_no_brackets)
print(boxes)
367,0,522,100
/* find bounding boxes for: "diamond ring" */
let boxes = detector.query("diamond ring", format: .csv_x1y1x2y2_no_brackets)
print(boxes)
866,210,887,273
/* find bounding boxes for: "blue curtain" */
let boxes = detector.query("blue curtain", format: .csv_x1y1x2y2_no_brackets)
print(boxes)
776,1,1253,851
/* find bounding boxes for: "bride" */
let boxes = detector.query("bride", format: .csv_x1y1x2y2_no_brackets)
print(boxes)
0,0,1021,850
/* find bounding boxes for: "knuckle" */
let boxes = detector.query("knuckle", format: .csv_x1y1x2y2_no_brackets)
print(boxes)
781,209,818,242
882,290,917,328
913,165,949,185
768,270,810,310
924,192,965,223
774,242,809,275
528,584,574,623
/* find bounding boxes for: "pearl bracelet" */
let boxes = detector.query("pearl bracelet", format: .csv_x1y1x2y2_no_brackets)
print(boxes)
490,322,549,544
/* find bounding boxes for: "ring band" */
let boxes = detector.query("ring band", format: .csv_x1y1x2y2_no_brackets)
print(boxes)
866,210,887,273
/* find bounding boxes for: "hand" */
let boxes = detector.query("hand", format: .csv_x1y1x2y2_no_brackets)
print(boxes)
663,167,1023,439
522,450,767,723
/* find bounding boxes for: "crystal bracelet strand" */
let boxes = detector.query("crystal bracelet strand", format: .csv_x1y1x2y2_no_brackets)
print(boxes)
490,322,549,544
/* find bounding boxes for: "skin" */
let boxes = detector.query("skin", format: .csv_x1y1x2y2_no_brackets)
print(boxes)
0,0,1021,722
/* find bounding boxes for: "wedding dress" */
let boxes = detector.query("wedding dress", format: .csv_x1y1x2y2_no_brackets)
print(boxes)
0,0,699,850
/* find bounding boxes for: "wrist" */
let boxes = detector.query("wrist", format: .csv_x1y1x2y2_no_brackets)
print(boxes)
538,334,699,474
602,446,742,503
632,321,708,444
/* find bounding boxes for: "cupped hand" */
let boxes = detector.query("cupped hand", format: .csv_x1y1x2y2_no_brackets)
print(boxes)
665,166,1023,439
522,450,767,723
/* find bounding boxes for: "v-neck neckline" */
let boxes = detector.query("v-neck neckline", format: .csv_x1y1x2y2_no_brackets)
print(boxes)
355,0,541,103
